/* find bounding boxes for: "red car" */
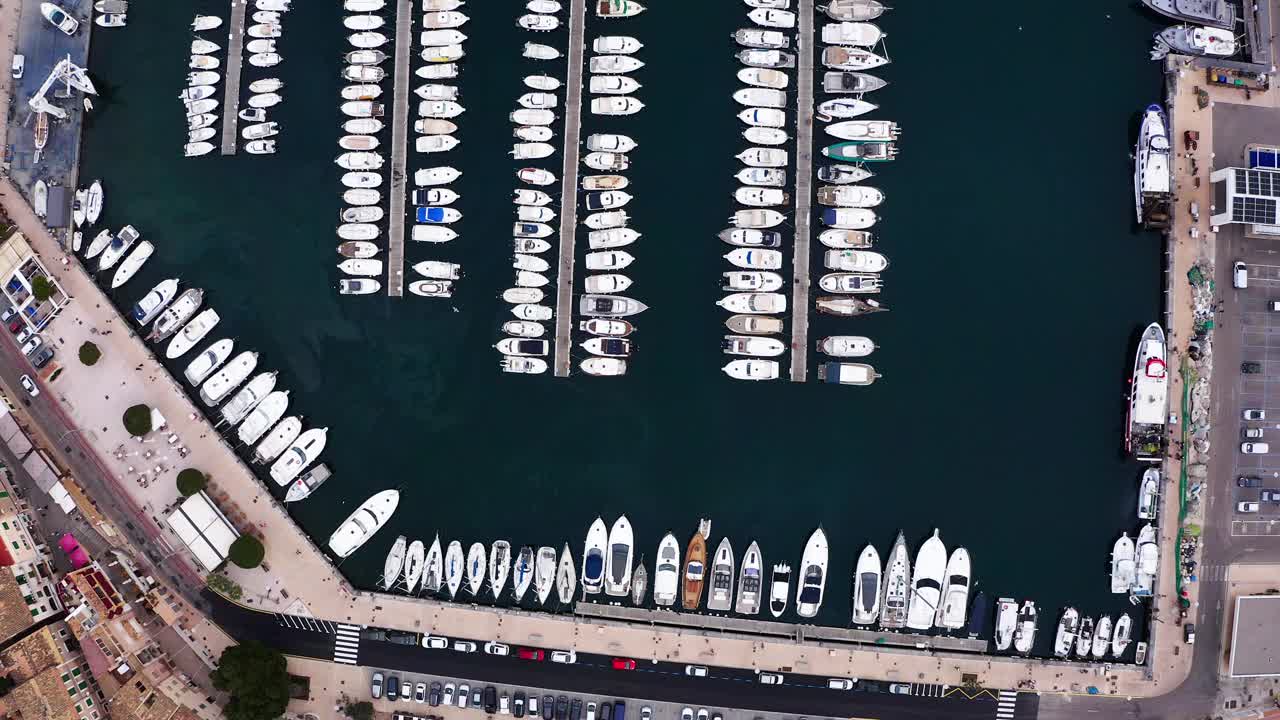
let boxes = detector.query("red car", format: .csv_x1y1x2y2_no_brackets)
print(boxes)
7,318,21,334
611,658,636,671
517,648,545,661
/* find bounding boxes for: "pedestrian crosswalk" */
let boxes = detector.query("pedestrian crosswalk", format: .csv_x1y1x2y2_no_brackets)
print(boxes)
1198,563,1229,582
334,623,361,665
995,690,1018,720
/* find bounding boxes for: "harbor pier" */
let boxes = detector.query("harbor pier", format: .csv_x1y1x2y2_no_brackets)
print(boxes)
385,0,412,297
218,0,249,155
788,0,816,382
551,0,587,377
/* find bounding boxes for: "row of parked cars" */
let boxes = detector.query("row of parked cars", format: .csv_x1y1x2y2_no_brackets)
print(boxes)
1238,408,1280,513
4,307,53,396
372,674,649,720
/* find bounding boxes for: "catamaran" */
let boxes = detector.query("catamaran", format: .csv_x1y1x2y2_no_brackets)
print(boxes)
905,529,945,631
581,517,608,595
795,527,829,618
851,543,881,625
327,489,399,558
1126,323,1168,462
735,541,763,615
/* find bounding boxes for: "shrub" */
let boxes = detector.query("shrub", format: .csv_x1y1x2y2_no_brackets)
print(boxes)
228,535,264,569
206,573,242,600
176,469,207,497
122,404,151,436
344,702,373,720
78,342,100,366
30,275,54,303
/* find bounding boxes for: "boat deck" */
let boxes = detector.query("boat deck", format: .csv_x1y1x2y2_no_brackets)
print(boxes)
386,0,412,297
788,0,816,382
218,0,249,155
575,604,991,653
552,0,587,376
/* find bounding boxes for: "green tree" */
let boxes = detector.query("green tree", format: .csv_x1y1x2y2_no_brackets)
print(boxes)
121,404,151,436
30,275,54,303
228,535,264,569
344,701,374,720
78,341,101,366
176,468,207,497
211,641,289,720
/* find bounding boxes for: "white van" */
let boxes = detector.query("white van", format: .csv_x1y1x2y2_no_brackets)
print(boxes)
1235,261,1249,289
10,54,23,79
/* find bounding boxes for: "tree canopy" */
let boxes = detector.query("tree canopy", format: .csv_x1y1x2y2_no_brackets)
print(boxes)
30,276,54,303
78,341,100,366
121,404,151,436
211,641,290,720
228,535,264,569
176,468,206,496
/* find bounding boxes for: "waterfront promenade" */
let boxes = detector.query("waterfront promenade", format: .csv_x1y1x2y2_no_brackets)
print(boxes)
552,0,586,377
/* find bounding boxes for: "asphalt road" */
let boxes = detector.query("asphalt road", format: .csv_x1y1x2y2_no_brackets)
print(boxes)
208,591,1035,720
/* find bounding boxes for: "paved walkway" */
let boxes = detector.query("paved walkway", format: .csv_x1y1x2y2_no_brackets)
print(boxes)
552,0,586,377
788,0,814,383
218,0,249,155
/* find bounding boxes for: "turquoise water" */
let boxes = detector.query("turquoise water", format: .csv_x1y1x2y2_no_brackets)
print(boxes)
82,0,1166,649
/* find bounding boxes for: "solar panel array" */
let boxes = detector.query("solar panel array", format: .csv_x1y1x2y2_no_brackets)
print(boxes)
1231,168,1280,225
1250,147,1280,169
1233,196,1279,224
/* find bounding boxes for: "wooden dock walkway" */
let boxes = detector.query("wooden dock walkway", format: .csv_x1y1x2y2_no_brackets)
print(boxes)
218,0,249,155
551,0,587,377
385,0,412,297
788,0,816,382
575,604,992,653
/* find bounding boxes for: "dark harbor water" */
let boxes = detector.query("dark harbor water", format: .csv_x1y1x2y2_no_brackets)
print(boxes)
81,0,1168,652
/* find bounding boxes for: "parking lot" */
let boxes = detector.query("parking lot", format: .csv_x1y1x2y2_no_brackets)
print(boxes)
1229,257,1280,522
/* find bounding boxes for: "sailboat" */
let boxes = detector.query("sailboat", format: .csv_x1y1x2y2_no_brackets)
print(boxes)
555,544,576,605
490,541,511,600
1014,601,1038,654
604,515,634,597
1054,607,1079,658
631,559,648,605
994,598,1018,651
327,490,399,558
466,543,486,596
879,531,911,629
382,535,407,590
796,527,829,618
905,529,946,631
513,546,535,602
653,533,680,606
581,517,608,594
535,546,557,604
735,541,763,615
851,543,881,625
682,519,710,610
444,540,464,598
707,538,735,612
768,563,790,617
937,548,971,630
403,540,425,593
422,535,443,594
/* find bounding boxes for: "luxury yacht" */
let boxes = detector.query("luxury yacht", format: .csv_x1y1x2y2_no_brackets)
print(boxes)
581,517,608,595
905,529,946,631
327,490,399,558
604,515,634,597
879,531,911,629
937,548,971,630
795,527,829,618
653,533,680,606
994,598,1018,651
851,543,881,625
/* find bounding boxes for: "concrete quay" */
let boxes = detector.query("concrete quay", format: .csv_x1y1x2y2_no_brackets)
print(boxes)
788,0,815,383
551,0,586,377
218,0,249,155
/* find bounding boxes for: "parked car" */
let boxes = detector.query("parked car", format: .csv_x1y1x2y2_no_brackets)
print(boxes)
458,683,470,708
680,709,694,720
501,693,511,715
454,640,478,653
1238,501,1261,513
695,709,709,720
611,657,636,670
1184,623,1196,644
1242,442,1270,454
889,683,912,695
485,641,511,656
600,702,612,720
14,326,33,344
759,672,783,685
1243,361,1263,374
1246,427,1265,439
20,375,37,397
400,678,413,702
6,317,20,334
528,694,539,716
370,672,383,700
9,55,22,80
442,683,456,706
415,682,427,704
1246,409,1267,420
429,682,442,707
1262,490,1280,503
639,707,652,720
555,696,569,720
484,686,498,714
587,702,598,720
1235,260,1249,288
826,678,855,690
685,665,709,677
472,687,483,707
518,647,545,661
550,650,576,664
542,695,554,720
385,629,419,645
20,336,41,356
514,692,527,718
384,675,398,700
1240,476,1264,488
423,635,449,649
570,697,583,720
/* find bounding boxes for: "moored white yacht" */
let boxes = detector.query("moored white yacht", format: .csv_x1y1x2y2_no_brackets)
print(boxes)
735,541,763,615
166,309,220,359
905,529,945,631
235,388,286,445
444,540,464,598
1013,601,1038,654
535,546,557,605
403,540,426,593
1138,469,1159,520
768,563,790,618
604,515,634,597
581,517,608,594
490,541,512,600
1054,607,1080,658
1134,523,1158,596
1127,323,1168,462
795,527,829,618
1134,103,1171,224
707,538,735,612
994,598,1018,651
132,278,179,325
327,489,399,558
512,546,535,602
556,545,576,605
851,543,881,625
937,548,970,630
653,532,680,606
269,427,328,486
879,531,911,629
466,542,486,596
382,535,407,591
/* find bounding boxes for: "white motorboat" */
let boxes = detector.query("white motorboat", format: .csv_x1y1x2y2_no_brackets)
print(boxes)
747,0,790,7
722,227,782,247
445,541,464,597
327,490,399,558
1013,601,1037,654
535,545,557,605
183,141,214,158
735,187,789,207
517,204,555,222
1135,103,1172,224
419,100,465,118
735,28,789,48
342,171,382,188
816,98,876,119
736,168,786,189
823,71,888,94
737,147,787,167
246,39,276,54
248,53,281,68
248,92,281,109
818,361,879,385
495,337,547,356
768,563,791,617
584,274,632,294
239,108,266,122
1135,523,1158,596
83,179,103,225
346,49,386,64
413,260,461,279
739,67,789,89
937,548,971,630
132,278,179,325
1093,615,1113,659
1054,607,1080,658
178,85,216,102
585,251,633,270
191,39,219,55
382,535,407,590
98,225,141,271
187,339,235,387
338,279,381,295
581,336,631,357
994,598,1018,651
202,350,259,407
339,134,379,151
749,7,795,27
411,226,457,243
423,9,468,27
591,97,644,116
604,515,634,594
820,0,886,21
597,0,644,16
819,335,875,357
579,294,647,317
1113,614,1133,657
243,122,279,140
219,371,277,426
283,456,329,504
733,87,785,108
589,76,641,96
820,228,872,248
826,119,899,142
589,228,639,249
416,187,460,204
511,142,553,159
517,168,556,186
738,108,786,128
717,291,785,315
734,541,763,615
348,31,388,48
1138,469,1159,520
510,546,534,601
581,357,627,376
524,74,562,91
421,44,465,62
818,185,885,208
820,273,881,294
149,287,203,341
821,207,878,229
590,55,644,74
822,45,889,70
523,42,560,60
416,135,460,153
343,83,383,100
416,166,462,185
707,538,735,612
344,64,386,82
513,254,549,272
795,527,829,618
515,126,553,143
403,540,426,593
339,240,381,257
421,535,443,593
723,271,783,292
585,152,629,171
490,540,512,599
583,209,628,229
582,517,608,594
583,175,629,191
724,248,783,270
653,533,680,606
721,335,785,356
1077,615,1094,659
269,427,328,486
110,241,153,288
338,258,384,276
344,14,383,30
346,0,385,9
905,529,945,631
166,308,220,359
737,48,796,67
503,320,544,338
821,21,883,46
586,134,637,154
344,188,381,205
851,544,882,625
723,358,779,380
253,10,281,22
417,82,460,101
192,14,223,31
185,98,218,116
594,35,642,53
190,55,219,70
1111,532,1135,594
511,108,555,126
247,22,281,38
466,542,486,596
337,222,380,240
580,318,634,336
519,13,559,30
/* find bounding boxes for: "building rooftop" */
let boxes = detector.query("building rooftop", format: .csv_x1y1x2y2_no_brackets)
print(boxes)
1231,594,1280,677
2,665,77,720
165,491,239,572
0,567,36,645
0,626,61,683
